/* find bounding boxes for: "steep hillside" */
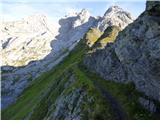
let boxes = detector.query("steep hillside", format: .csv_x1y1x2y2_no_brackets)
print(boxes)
2,39,159,120
2,42,114,120
1,9,96,109
84,0,160,112
1,5,134,109
2,2,160,120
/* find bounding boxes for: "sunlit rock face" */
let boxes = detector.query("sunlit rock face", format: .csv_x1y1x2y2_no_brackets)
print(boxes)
1,14,60,66
97,5,134,31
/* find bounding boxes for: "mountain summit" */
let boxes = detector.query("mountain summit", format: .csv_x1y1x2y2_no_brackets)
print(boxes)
97,5,134,31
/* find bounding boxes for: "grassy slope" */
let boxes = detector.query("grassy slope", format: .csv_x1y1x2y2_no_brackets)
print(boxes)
84,28,102,47
2,42,114,120
2,39,160,120
92,26,120,49
80,65,160,120
2,41,86,120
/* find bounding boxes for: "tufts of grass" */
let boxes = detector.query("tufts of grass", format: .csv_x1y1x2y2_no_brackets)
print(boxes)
92,26,120,49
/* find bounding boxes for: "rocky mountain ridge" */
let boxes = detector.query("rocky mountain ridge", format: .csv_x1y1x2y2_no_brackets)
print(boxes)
2,1,160,120
1,6,134,109
1,9,95,109
84,1,160,103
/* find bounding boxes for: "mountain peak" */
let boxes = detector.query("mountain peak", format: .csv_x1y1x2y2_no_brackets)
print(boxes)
104,5,123,16
97,5,134,31
64,9,90,20
80,9,90,14
23,13,48,23
71,9,91,28
104,5,132,18
78,9,90,18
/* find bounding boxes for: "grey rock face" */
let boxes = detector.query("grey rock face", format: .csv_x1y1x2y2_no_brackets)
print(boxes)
139,97,157,112
43,75,94,120
84,43,127,83
84,1,160,101
53,89,87,120
146,1,160,11
1,14,59,67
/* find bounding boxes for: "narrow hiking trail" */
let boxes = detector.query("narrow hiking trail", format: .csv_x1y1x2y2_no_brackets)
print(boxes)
93,80,127,120
79,67,127,120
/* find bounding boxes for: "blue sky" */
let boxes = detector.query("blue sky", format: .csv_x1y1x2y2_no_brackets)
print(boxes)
0,0,146,22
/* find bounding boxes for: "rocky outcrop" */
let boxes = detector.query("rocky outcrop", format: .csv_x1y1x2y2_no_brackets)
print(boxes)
42,74,92,120
52,89,88,120
84,1,160,102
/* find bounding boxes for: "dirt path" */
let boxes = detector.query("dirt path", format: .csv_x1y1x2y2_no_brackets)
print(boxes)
93,80,127,120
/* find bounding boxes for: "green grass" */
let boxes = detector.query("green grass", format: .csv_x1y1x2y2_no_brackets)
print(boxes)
2,41,86,120
84,28,102,47
2,41,114,120
79,64,160,120
58,65,115,120
92,26,120,49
